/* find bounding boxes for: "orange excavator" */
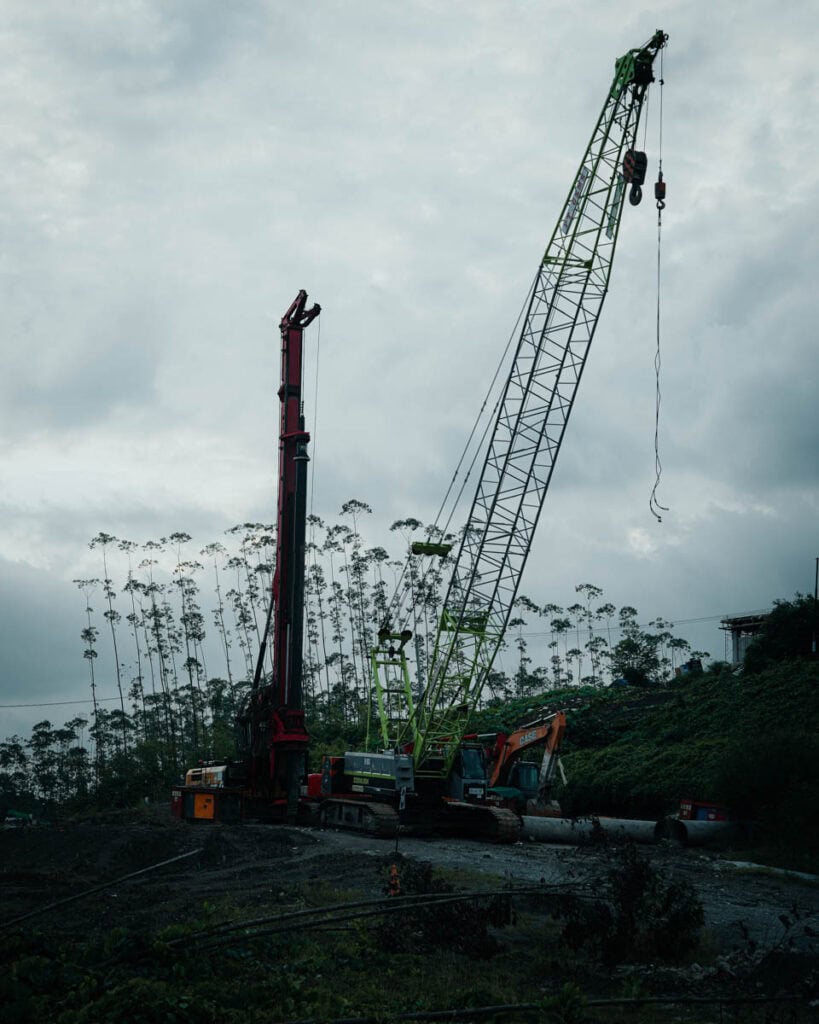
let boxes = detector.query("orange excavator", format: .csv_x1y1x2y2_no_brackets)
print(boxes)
482,711,567,817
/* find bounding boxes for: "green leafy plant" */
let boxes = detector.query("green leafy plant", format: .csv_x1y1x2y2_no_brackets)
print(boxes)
555,843,704,966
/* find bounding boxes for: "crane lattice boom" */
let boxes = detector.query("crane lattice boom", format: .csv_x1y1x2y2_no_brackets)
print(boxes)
374,31,668,775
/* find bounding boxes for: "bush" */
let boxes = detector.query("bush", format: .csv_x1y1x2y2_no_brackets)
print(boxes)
376,856,510,959
555,844,704,966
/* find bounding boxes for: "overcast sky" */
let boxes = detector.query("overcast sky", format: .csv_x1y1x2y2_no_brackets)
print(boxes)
1,1,817,739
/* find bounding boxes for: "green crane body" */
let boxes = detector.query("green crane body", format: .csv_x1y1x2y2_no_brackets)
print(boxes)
370,31,668,783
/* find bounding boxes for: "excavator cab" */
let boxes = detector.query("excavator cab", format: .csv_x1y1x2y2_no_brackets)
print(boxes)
508,761,539,800
488,760,539,813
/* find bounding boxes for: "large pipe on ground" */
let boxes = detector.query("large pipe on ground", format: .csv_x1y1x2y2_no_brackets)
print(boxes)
520,815,662,845
521,814,744,847
662,817,745,847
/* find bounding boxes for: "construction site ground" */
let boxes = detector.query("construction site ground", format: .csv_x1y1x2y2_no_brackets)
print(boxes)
2,809,818,1021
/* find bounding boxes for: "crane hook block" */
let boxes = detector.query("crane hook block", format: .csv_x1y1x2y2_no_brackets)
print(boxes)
654,171,666,210
622,149,647,206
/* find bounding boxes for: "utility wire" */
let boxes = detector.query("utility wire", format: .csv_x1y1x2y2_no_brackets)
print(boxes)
278,994,806,1024
0,696,123,709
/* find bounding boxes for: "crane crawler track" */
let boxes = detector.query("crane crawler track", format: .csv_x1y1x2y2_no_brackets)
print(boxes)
319,798,399,838
430,802,521,844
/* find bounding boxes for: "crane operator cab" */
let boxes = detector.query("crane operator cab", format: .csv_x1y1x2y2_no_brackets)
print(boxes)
446,744,489,802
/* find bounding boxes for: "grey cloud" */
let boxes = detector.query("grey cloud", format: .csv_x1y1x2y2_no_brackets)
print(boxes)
0,2,817,742
0,560,86,704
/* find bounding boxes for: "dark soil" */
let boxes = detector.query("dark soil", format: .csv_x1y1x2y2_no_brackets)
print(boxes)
2,809,818,1022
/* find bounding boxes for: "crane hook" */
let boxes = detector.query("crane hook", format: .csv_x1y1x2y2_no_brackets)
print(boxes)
623,149,648,207
655,170,666,211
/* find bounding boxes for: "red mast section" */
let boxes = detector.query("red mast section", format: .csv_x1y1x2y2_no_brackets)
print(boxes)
244,289,320,822
273,289,320,712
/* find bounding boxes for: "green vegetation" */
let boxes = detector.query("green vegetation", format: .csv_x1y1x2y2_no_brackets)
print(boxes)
0,514,704,816
555,843,705,966
0,851,715,1024
1,506,816,878
469,595,819,872
556,597,819,871
2,572,816,1020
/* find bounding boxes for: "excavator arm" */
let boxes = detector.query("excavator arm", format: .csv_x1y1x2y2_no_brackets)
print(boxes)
486,711,567,790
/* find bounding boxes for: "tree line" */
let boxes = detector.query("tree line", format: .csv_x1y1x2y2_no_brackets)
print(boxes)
0,502,706,812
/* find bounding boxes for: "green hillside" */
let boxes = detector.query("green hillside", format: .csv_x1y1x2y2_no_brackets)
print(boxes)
481,597,819,870
561,660,818,818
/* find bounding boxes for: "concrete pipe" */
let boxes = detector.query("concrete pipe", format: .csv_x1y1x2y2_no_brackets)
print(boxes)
521,815,663,845
662,817,743,847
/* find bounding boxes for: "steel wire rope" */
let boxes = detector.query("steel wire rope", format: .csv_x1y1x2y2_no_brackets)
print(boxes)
640,78,651,150
431,269,540,539
650,45,669,522
305,314,323,700
101,886,566,969
409,79,651,704
390,55,652,641
378,42,664,720
307,313,321,531
382,271,539,638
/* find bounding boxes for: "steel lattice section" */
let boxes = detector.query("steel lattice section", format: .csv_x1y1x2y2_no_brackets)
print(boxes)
414,59,656,766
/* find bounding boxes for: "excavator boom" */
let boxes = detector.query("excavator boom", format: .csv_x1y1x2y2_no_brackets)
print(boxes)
486,712,567,790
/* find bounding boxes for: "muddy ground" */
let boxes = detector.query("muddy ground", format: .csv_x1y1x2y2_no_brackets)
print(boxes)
2,812,818,1018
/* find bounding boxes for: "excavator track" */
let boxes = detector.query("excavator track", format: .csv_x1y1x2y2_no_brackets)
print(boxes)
431,802,521,843
319,798,399,838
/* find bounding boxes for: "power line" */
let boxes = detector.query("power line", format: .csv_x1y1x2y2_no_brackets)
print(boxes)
517,608,771,640
0,696,123,709
0,611,771,710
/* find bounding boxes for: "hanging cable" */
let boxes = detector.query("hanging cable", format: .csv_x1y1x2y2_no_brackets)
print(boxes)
432,270,537,537
308,314,321,533
305,315,322,692
649,45,669,523
381,272,538,635
640,83,651,151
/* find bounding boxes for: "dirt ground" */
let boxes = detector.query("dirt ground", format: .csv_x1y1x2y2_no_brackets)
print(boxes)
2,810,818,1017
3,813,817,946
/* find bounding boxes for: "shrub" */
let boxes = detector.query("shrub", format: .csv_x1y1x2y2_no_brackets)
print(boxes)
376,856,510,959
555,843,704,966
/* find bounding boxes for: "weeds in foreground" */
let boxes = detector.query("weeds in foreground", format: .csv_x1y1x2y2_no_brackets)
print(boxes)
3,848,816,1023
554,842,704,966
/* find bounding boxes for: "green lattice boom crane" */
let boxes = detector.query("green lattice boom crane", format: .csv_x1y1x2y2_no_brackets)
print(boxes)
321,31,668,839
